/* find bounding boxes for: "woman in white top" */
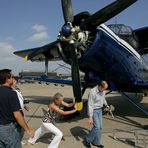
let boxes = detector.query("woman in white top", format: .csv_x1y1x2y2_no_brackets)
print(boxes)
11,78,29,143
12,79,29,112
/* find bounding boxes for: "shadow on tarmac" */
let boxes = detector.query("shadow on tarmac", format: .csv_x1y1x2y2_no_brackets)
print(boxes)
25,94,148,129
108,135,140,148
70,126,89,141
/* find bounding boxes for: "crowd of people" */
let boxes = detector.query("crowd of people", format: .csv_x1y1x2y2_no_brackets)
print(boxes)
0,69,110,148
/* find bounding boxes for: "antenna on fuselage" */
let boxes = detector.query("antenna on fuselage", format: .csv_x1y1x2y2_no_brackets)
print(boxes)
114,17,118,33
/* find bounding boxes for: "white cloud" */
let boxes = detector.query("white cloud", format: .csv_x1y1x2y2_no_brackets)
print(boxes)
5,36,15,42
27,32,48,42
0,41,45,75
27,24,49,42
32,24,47,32
0,42,65,76
0,42,18,72
0,42,15,59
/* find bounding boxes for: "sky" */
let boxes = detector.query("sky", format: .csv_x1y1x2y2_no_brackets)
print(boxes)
0,0,148,75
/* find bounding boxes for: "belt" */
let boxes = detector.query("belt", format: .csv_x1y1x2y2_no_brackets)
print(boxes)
94,108,102,110
0,122,18,126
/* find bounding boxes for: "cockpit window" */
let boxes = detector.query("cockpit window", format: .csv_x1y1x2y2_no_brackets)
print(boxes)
108,25,120,34
108,24,132,35
108,24,139,49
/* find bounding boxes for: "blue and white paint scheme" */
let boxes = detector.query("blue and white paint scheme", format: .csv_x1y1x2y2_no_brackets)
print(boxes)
79,24,148,93
13,0,148,113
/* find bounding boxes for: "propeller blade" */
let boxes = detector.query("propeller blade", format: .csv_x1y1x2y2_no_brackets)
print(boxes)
61,0,74,23
27,40,59,60
80,0,137,30
70,43,83,111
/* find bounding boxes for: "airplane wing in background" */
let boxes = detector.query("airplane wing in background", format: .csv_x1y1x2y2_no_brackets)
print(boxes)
134,27,148,55
14,40,60,62
21,75,85,87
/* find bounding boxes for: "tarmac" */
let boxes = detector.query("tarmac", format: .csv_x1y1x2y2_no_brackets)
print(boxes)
18,83,148,148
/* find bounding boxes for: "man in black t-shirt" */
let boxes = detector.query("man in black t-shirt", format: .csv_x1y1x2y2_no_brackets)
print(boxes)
0,69,35,148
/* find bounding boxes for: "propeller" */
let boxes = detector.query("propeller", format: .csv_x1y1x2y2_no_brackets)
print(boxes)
80,0,137,30
25,0,137,112
61,0,83,111
70,41,83,111
61,0,74,23
60,0,137,111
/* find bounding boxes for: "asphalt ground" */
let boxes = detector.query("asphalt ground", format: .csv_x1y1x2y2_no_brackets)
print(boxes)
18,83,148,148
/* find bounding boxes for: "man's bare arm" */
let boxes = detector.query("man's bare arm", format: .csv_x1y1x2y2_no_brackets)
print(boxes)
13,111,34,137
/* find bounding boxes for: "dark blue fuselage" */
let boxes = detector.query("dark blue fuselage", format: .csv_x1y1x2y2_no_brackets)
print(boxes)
79,24,148,93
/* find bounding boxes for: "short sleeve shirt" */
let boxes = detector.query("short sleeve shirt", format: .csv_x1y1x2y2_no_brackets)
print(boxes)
0,86,21,124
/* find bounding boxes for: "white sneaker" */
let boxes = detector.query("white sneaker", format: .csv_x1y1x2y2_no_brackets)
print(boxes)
21,141,26,145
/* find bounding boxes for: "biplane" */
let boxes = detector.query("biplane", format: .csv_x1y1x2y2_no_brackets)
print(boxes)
14,0,148,115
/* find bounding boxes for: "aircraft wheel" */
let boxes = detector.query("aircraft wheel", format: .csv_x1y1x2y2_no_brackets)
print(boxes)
134,93,144,102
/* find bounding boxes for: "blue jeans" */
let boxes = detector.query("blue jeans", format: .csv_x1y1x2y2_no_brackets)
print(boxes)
0,122,22,148
85,109,102,145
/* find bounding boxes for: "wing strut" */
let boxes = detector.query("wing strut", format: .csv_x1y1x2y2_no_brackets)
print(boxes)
120,91,148,116
45,58,48,76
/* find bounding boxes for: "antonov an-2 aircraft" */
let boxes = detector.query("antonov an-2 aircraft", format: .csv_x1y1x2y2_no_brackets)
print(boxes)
14,0,148,115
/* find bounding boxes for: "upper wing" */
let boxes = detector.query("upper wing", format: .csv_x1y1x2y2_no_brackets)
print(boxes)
134,27,148,55
13,40,60,61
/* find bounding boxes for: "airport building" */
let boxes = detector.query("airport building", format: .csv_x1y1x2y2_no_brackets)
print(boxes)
19,70,57,78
